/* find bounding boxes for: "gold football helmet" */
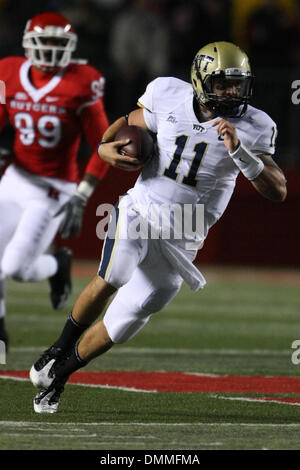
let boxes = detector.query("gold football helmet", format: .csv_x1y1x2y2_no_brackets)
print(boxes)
191,41,254,117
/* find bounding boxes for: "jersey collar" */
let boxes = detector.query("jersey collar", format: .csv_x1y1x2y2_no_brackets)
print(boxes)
19,59,66,103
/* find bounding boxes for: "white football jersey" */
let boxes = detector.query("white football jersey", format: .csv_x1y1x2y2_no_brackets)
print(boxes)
130,76,277,241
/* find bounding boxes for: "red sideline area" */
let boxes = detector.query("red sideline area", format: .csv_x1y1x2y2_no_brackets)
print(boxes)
2,370,300,393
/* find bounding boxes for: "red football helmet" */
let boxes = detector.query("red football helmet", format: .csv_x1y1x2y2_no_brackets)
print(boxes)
22,12,77,71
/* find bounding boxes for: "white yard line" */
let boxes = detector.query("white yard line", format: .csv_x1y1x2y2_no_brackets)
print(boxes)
0,374,155,392
213,395,300,406
4,432,99,438
8,346,291,356
62,381,155,393
0,375,28,382
1,420,300,427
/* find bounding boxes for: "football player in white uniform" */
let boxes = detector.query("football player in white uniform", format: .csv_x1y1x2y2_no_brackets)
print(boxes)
30,42,287,413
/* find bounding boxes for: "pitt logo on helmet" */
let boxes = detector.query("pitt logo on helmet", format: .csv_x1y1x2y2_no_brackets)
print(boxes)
197,54,215,72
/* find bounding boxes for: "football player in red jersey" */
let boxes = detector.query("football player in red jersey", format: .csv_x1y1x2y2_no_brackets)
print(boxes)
0,12,110,348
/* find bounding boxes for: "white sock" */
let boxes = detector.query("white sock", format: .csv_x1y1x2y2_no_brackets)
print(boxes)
0,299,5,320
0,272,6,319
23,254,58,281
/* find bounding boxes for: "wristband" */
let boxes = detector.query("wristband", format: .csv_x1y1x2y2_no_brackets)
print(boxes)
97,141,107,155
76,180,95,202
229,142,264,180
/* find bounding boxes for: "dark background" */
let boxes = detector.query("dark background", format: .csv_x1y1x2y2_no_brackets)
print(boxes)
0,0,299,267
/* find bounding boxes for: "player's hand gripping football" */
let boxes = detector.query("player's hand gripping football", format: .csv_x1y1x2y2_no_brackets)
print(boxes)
212,119,240,153
98,140,142,171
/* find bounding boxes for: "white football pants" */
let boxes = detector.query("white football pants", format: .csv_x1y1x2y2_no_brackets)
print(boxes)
99,195,184,343
0,164,75,291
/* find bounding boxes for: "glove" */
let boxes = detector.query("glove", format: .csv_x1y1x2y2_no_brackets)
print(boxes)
55,178,96,238
0,147,12,170
55,194,87,239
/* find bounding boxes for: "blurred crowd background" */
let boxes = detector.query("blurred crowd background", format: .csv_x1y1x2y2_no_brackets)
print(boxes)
0,0,299,168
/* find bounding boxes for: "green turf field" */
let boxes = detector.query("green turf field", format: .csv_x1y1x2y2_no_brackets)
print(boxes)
1,264,300,451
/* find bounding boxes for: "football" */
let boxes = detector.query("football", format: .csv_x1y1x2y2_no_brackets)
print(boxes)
114,125,155,165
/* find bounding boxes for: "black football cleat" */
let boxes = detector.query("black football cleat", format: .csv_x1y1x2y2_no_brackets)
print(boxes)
49,248,72,309
30,345,67,389
33,376,67,413
0,317,9,352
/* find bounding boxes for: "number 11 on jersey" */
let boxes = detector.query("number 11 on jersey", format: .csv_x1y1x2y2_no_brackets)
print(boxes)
164,135,208,187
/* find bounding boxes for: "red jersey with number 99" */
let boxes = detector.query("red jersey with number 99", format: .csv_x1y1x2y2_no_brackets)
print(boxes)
0,56,109,182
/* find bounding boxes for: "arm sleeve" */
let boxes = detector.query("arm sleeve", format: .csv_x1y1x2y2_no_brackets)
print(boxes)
79,99,110,179
0,104,8,132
